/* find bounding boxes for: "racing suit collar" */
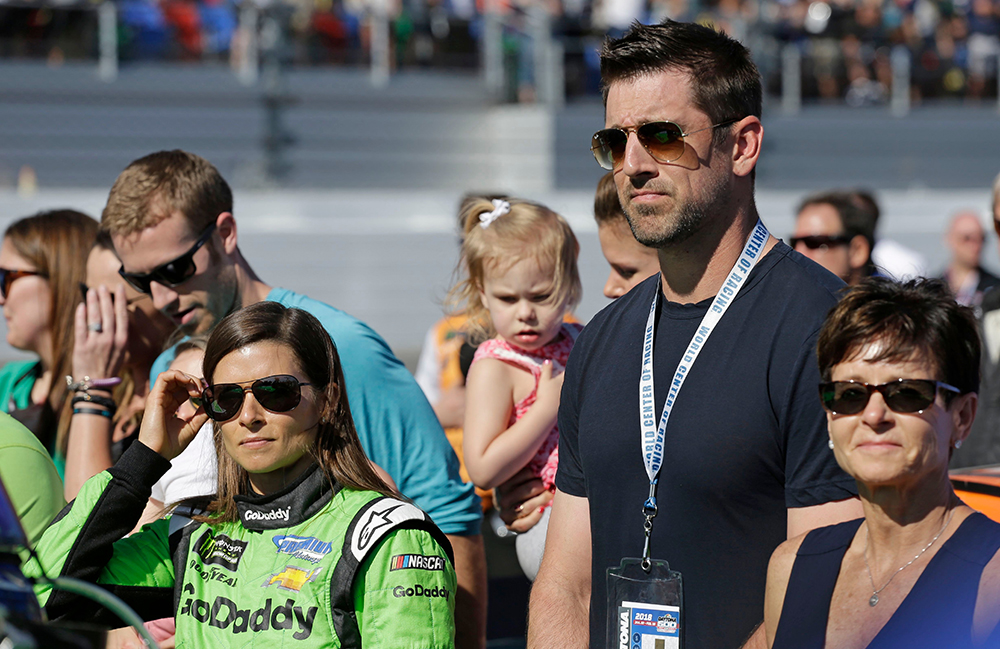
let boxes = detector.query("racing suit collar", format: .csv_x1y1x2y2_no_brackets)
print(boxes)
235,463,341,530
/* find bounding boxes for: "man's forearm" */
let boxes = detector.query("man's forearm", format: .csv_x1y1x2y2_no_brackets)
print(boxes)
527,569,590,648
447,533,487,649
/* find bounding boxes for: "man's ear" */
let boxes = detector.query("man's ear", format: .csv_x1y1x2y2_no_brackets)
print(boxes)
848,234,871,272
731,116,763,179
215,212,238,256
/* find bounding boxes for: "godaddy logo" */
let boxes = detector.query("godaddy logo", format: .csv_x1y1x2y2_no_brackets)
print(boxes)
180,584,317,640
244,506,291,523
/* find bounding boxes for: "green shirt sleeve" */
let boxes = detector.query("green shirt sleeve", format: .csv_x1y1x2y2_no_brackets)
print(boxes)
353,527,457,649
0,413,64,551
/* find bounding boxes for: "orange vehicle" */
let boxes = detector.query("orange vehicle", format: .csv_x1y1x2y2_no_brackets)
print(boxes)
951,466,1000,523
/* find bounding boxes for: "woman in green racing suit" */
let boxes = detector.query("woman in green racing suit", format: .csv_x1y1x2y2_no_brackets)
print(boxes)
27,302,457,648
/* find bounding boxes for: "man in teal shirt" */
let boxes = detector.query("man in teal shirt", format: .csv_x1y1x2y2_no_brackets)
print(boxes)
101,150,485,649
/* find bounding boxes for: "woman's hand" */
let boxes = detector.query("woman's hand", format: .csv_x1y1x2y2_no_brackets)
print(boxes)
138,370,209,461
73,284,129,382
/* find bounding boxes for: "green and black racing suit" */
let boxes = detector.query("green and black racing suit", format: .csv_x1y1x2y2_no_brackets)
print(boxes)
25,442,457,648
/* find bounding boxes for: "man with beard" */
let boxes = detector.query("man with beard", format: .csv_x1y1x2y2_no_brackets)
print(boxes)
528,21,860,649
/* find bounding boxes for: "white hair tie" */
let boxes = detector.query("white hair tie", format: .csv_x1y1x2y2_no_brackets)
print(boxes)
478,199,511,229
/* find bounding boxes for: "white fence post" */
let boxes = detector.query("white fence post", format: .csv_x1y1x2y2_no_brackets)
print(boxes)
891,45,910,117
98,1,117,82
781,43,800,115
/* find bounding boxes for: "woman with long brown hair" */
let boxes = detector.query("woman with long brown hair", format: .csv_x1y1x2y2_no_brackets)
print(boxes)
0,210,98,473
28,301,457,648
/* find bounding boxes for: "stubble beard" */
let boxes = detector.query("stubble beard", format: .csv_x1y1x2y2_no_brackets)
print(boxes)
623,172,730,249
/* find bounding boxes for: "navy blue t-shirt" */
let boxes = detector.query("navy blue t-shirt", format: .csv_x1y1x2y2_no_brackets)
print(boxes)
556,242,858,649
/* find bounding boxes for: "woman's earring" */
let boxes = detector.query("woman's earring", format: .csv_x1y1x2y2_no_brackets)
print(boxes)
954,439,963,449
828,439,835,450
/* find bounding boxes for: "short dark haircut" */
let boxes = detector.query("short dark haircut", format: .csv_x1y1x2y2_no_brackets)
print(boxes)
593,172,626,226
817,278,981,398
599,20,762,147
798,190,877,255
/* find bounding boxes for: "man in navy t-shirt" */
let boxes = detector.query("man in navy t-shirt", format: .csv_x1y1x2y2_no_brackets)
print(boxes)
527,21,861,649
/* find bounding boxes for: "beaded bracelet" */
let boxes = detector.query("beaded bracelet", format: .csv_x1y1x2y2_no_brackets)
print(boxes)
71,394,116,411
65,375,122,393
73,407,112,418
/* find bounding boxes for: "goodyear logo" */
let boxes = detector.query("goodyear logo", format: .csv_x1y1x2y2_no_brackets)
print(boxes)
264,565,322,592
195,529,247,572
272,535,332,564
390,554,445,572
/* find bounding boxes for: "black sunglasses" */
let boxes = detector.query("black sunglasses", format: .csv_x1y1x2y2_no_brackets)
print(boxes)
788,234,852,250
202,374,313,422
118,222,216,294
590,119,739,170
0,268,45,299
819,379,961,415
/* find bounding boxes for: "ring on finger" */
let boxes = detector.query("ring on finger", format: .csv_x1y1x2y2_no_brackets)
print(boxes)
88,322,103,333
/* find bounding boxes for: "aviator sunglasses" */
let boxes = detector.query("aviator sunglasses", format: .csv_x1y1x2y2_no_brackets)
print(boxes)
118,222,216,294
0,268,45,299
819,379,960,415
202,374,313,422
590,118,740,170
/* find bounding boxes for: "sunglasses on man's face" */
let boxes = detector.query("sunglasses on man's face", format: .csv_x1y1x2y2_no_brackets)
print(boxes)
819,379,960,415
0,268,45,299
590,119,739,170
202,374,313,422
118,222,216,295
788,234,852,250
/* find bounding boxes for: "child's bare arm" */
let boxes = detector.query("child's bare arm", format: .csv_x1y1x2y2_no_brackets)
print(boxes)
463,358,562,489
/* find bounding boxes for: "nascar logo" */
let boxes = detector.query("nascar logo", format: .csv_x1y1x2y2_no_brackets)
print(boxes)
390,554,445,572
272,535,332,564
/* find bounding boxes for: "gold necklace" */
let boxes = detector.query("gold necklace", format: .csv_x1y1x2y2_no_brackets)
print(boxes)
863,507,956,607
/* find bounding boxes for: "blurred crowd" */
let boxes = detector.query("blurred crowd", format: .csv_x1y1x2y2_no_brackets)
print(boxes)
1,0,997,101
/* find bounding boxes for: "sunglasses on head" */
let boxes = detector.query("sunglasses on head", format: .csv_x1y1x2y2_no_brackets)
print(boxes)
788,234,852,250
819,379,960,415
118,222,216,294
0,268,45,299
590,118,740,170
202,374,313,422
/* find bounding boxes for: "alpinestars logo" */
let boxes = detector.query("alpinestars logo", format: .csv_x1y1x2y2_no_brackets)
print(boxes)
195,529,247,572
243,506,291,523
358,504,403,550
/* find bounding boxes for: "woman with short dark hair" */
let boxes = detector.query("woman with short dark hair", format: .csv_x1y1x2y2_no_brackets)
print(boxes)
765,277,1000,649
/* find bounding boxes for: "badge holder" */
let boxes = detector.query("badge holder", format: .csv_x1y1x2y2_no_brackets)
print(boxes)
606,486,683,649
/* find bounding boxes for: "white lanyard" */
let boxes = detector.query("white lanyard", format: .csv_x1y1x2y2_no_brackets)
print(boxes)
637,219,770,565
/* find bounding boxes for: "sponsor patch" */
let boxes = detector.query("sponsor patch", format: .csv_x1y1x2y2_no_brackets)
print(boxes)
389,554,445,572
392,584,450,600
189,559,239,587
243,506,291,524
194,529,247,572
272,535,332,564
264,565,322,592
179,583,317,640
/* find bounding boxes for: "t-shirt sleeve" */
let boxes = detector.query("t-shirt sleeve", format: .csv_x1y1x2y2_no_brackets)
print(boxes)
317,312,481,536
0,438,64,547
781,330,858,508
554,332,587,498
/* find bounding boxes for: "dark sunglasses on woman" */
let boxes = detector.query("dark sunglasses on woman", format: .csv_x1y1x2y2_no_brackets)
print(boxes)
819,379,960,415
202,374,313,422
118,222,216,294
0,268,45,299
590,118,739,170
